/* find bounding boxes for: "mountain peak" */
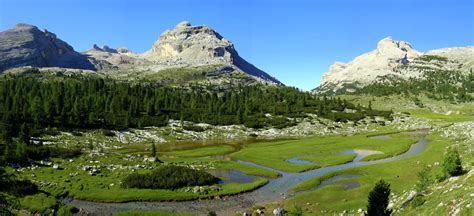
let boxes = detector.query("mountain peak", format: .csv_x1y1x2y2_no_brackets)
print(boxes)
0,23,95,71
377,36,396,48
176,21,192,28
316,37,422,94
376,36,415,53
141,22,281,84
14,23,37,29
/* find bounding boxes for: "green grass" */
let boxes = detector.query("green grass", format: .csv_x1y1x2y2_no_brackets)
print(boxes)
161,145,235,157
217,160,281,178
19,193,57,214
284,133,449,214
69,178,267,202
115,211,193,216
290,170,362,193
230,132,416,172
408,110,474,122
142,65,223,84
20,155,274,203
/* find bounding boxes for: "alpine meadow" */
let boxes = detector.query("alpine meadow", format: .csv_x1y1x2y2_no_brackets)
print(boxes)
0,1,473,216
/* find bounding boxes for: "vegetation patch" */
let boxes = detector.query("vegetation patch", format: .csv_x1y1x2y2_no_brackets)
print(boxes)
122,165,219,190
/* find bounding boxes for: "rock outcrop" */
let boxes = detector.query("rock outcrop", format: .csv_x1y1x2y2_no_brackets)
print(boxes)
0,23,95,71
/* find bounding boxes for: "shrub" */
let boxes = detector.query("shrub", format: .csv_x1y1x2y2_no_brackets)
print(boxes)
122,165,219,190
71,131,83,136
183,125,206,132
101,129,115,137
207,211,217,216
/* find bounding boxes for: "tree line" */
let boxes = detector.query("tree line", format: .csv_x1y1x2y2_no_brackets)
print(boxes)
0,73,390,163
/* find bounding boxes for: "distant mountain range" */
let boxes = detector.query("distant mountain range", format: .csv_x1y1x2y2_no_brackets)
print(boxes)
0,22,281,85
314,37,474,95
1,23,472,92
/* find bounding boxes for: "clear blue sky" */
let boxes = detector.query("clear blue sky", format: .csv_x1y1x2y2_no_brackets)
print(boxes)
0,0,473,90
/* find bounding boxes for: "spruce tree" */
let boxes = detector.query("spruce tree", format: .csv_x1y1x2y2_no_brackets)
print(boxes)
443,148,463,177
151,142,157,158
366,179,392,216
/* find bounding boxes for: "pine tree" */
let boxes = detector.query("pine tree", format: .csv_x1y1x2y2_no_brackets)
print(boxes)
416,165,431,192
443,148,463,177
151,142,156,158
366,179,392,216
19,123,30,145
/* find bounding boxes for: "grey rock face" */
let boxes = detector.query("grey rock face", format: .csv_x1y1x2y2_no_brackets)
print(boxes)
142,21,281,84
0,23,95,71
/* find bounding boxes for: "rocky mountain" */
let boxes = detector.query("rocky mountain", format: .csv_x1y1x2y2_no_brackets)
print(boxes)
140,21,281,84
0,23,95,71
1,22,281,85
85,21,281,85
314,37,473,95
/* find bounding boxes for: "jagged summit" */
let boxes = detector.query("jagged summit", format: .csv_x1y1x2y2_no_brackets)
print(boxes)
0,22,281,85
0,23,95,71
175,21,192,28
90,44,118,53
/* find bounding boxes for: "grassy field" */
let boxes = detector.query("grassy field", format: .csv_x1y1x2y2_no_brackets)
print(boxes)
283,133,463,215
12,102,472,215
160,145,236,157
115,211,193,216
230,132,416,172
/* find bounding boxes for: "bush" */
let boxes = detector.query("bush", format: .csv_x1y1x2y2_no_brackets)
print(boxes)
443,148,463,177
122,165,219,190
71,131,83,136
183,125,206,132
207,211,217,216
101,129,115,137
244,117,266,129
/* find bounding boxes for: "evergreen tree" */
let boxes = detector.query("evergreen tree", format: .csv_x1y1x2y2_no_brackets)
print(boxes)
19,123,30,145
416,165,431,192
151,142,157,158
366,179,392,216
443,148,463,177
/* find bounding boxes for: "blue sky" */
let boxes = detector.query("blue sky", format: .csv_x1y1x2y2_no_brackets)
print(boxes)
0,0,473,90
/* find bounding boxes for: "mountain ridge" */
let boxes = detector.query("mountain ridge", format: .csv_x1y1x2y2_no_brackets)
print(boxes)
314,37,473,95
0,22,282,85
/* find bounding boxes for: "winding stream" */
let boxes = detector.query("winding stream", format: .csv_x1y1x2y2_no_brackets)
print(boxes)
64,130,430,215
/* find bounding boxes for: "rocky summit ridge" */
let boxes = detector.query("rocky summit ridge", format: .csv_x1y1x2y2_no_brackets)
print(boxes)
315,37,473,94
0,22,281,85
0,23,95,71
140,21,281,84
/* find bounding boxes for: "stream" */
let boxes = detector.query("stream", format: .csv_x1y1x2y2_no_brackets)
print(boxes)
64,130,430,215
